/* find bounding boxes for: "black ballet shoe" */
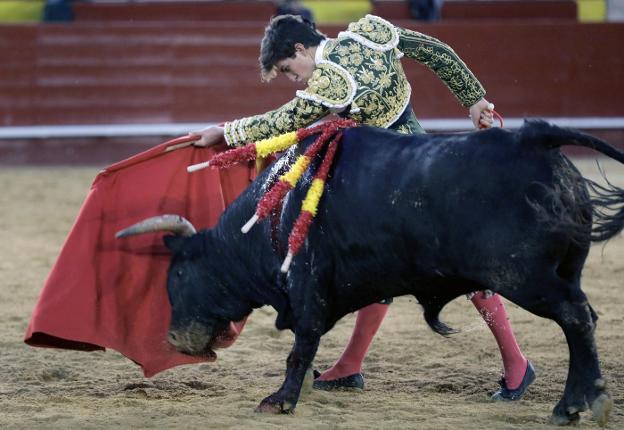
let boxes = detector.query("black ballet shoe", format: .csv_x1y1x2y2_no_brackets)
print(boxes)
491,361,536,401
312,371,364,391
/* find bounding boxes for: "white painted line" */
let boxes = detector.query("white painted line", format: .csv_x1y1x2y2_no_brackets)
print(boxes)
0,117,623,139
0,123,209,139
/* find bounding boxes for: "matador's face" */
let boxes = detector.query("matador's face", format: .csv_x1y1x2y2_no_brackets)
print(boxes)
275,44,316,84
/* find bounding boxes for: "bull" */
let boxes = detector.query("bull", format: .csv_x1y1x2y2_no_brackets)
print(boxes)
117,120,623,426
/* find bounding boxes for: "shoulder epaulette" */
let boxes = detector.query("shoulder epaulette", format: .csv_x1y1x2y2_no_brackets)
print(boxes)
338,14,399,52
296,61,357,111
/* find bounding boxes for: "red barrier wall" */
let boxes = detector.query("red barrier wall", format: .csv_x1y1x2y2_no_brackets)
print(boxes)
73,0,276,22
73,1,577,22
375,0,577,21
1,21,622,127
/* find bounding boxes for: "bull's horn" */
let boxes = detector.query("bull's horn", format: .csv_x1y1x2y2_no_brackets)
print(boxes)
115,215,197,238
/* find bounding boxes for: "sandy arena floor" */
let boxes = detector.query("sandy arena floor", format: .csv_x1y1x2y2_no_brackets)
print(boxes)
0,159,622,429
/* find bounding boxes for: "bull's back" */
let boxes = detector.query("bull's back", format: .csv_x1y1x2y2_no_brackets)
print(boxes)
298,126,562,279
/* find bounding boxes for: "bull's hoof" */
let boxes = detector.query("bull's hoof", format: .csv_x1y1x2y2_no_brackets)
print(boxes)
590,393,612,428
549,411,580,426
550,398,584,427
300,367,314,397
255,395,295,414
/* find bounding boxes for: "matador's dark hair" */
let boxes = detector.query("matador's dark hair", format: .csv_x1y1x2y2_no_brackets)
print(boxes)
259,14,326,81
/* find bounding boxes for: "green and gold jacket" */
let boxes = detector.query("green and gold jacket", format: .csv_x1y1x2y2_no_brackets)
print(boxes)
224,14,485,146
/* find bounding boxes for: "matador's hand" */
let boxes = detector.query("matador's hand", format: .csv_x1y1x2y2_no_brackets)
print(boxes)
189,126,225,147
469,99,494,129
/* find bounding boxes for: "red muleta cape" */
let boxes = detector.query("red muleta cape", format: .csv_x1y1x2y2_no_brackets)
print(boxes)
25,139,252,377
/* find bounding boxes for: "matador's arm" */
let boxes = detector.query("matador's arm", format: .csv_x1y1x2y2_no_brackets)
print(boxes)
224,97,329,147
397,27,486,107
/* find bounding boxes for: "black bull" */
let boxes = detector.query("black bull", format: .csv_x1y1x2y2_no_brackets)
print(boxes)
118,121,623,425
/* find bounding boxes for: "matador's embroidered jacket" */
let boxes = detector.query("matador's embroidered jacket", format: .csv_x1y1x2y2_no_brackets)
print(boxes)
223,14,485,146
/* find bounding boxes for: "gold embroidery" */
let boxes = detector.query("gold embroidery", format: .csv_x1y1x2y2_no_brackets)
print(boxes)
397,27,485,107
323,37,411,128
347,15,396,47
396,123,412,134
224,98,328,146
296,62,355,109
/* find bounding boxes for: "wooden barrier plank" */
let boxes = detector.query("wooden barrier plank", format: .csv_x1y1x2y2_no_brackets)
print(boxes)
441,0,577,20
0,21,622,126
72,1,276,22
373,0,577,20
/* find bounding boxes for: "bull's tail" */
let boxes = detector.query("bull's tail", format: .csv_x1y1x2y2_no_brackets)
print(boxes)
519,120,624,242
584,169,624,241
518,119,624,164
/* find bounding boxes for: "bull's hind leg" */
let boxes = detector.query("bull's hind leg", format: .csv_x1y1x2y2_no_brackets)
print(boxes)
552,239,613,426
501,276,611,426
549,294,611,426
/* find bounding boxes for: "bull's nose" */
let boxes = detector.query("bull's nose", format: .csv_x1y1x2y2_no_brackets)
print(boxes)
168,330,196,353
167,323,213,355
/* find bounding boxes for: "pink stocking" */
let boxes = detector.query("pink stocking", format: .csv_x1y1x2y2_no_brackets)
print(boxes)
471,292,528,389
316,302,389,380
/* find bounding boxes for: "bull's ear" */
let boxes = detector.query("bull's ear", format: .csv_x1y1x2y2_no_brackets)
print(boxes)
163,235,186,253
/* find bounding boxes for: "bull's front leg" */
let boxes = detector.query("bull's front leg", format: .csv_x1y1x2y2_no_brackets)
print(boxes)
255,329,321,414
254,257,328,413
